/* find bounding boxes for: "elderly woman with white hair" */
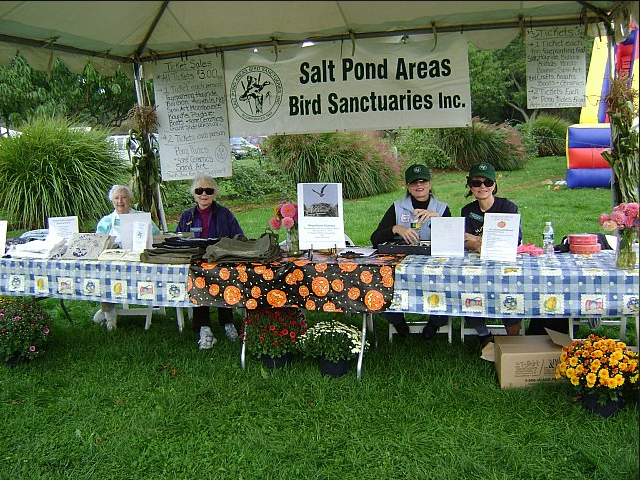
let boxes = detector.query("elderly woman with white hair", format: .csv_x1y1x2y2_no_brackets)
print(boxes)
176,173,245,349
93,184,160,330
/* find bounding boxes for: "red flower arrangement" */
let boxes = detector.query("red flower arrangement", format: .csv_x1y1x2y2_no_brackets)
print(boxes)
241,307,307,359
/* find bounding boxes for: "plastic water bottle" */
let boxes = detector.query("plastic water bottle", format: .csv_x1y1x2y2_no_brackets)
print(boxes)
543,221,555,259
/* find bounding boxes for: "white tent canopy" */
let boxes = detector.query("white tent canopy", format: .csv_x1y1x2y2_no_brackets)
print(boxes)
0,1,637,74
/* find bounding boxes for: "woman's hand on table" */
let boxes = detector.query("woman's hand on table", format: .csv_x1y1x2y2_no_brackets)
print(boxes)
393,225,420,245
464,233,482,252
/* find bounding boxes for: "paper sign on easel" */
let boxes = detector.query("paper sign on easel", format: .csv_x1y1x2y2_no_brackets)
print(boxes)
47,216,79,241
480,213,521,262
431,217,465,257
131,221,149,252
119,212,153,250
0,220,7,256
297,183,346,250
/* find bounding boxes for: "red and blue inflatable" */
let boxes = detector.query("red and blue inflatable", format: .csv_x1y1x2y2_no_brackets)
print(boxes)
566,27,638,188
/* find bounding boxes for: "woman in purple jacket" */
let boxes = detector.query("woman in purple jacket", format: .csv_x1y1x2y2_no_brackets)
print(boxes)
177,173,244,349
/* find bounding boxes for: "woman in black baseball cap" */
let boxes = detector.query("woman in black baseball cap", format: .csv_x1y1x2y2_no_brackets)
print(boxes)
462,162,523,346
370,163,451,340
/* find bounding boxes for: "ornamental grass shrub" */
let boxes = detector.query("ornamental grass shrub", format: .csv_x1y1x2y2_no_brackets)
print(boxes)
429,117,528,172
0,116,130,230
0,296,52,365
523,113,571,157
264,131,400,199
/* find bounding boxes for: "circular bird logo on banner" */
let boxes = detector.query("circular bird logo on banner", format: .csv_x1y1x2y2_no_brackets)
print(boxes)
230,66,283,123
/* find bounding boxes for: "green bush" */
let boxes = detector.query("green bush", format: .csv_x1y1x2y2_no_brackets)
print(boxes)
524,113,571,157
395,129,453,170
219,163,294,200
429,118,528,172
264,131,400,199
0,116,130,230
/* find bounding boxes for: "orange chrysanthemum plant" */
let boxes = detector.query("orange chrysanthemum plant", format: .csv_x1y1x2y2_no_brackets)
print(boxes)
555,334,639,406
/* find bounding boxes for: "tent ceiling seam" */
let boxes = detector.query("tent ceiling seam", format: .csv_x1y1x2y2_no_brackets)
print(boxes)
134,0,170,61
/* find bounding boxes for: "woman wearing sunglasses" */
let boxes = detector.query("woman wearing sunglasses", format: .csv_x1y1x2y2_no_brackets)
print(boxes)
176,173,244,349
461,162,522,346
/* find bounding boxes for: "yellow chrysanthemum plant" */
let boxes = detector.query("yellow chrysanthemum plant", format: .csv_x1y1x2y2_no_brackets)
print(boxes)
555,334,639,406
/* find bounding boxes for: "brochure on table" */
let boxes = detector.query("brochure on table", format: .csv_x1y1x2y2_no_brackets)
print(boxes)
431,217,465,257
480,213,521,262
119,212,153,250
297,183,346,250
0,220,7,256
47,216,79,241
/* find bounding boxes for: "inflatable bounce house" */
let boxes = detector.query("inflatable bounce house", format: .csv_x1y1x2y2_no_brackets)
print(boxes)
566,26,638,188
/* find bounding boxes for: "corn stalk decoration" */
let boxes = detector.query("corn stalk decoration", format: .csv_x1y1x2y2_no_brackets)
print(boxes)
602,75,639,204
127,105,162,221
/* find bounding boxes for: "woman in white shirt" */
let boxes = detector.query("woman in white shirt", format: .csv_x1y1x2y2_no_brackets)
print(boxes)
93,185,159,330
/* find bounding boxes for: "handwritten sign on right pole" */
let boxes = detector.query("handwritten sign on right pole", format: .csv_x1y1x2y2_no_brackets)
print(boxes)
526,26,586,109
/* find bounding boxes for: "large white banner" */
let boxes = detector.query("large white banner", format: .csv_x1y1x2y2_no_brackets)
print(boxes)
225,35,471,136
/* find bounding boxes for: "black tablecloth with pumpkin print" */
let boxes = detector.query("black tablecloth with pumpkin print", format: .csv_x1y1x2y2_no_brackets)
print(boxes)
187,253,405,313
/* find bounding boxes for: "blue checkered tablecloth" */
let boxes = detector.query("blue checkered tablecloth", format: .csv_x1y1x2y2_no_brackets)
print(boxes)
0,258,191,307
388,250,639,318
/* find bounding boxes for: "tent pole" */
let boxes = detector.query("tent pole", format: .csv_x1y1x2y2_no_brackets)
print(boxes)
133,63,168,232
604,22,619,208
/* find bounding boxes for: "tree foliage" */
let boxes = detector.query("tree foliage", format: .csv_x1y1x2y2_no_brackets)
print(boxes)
0,52,137,132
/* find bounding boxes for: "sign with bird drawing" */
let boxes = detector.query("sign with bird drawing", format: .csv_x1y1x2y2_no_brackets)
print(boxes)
297,183,345,250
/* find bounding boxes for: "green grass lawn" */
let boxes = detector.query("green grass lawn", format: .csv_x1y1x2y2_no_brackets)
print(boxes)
1,156,638,480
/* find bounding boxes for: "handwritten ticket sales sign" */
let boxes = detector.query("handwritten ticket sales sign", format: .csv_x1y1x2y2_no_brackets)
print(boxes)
150,54,231,181
526,26,586,109
224,35,472,136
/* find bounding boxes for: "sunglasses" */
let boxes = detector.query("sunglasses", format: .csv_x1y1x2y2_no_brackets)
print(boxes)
194,187,215,195
469,179,495,188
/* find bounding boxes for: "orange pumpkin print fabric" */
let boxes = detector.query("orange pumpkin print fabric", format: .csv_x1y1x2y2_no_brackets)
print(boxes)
187,253,403,313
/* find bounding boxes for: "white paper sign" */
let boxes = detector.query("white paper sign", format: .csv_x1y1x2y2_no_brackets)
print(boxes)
131,221,149,253
47,216,79,241
297,183,345,250
0,220,7,256
119,213,152,250
431,217,465,257
149,53,232,180
480,213,521,262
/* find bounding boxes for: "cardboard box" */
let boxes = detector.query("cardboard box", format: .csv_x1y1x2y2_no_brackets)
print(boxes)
491,329,572,389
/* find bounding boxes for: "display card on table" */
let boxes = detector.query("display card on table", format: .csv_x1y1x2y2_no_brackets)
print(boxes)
431,217,465,257
119,212,153,250
480,213,521,262
47,216,79,241
297,183,346,250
